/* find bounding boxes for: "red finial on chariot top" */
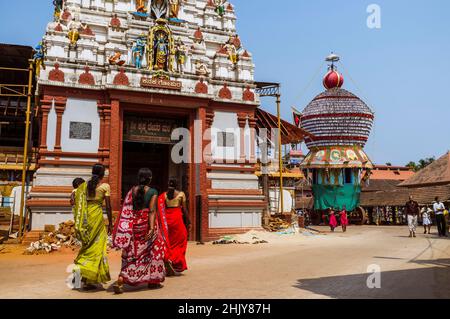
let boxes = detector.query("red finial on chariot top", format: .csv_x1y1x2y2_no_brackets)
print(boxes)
323,53,344,90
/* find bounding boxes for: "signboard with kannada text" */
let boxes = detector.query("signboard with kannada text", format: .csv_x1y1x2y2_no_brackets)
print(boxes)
140,77,182,91
123,116,182,144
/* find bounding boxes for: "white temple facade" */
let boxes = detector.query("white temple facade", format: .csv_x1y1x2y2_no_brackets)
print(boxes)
29,0,266,240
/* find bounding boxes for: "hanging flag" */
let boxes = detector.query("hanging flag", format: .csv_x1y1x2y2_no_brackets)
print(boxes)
292,106,302,128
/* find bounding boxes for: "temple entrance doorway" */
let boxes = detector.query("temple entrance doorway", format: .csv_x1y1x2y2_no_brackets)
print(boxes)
121,113,189,202
122,142,171,198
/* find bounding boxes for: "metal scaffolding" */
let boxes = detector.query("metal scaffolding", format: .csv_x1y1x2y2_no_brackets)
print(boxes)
0,60,34,239
255,82,285,218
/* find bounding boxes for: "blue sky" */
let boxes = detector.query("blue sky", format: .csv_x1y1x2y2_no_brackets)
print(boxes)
1,0,449,165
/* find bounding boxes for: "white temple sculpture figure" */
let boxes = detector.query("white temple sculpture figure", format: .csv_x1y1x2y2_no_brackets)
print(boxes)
67,15,88,46
175,37,188,73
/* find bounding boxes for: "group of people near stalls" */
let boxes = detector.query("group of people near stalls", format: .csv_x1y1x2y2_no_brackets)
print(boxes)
70,163,190,294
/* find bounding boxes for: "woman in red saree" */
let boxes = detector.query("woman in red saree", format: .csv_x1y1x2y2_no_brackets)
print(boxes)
161,179,190,276
329,209,338,232
339,206,349,233
112,168,169,294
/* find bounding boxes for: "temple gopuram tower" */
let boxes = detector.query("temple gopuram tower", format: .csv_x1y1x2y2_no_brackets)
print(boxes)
28,0,265,241
299,55,375,213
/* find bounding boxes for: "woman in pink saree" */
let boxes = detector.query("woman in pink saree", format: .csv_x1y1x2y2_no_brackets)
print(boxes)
112,168,169,294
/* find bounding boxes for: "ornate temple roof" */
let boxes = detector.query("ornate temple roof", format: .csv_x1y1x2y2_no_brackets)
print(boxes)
36,0,258,105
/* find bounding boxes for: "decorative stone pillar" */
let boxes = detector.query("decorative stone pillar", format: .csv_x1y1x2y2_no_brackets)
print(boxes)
248,114,257,163
39,96,53,152
53,97,67,153
97,102,106,158
204,110,215,163
103,104,112,167
97,102,112,166
237,112,248,161
109,100,121,211
198,107,209,241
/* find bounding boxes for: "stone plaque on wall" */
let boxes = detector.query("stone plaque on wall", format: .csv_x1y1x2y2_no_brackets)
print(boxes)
69,122,92,140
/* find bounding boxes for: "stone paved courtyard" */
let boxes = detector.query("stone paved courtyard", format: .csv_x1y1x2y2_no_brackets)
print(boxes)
0,226,449,299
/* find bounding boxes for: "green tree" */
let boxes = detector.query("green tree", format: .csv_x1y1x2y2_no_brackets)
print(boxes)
406,157,435,172
406,161,417,171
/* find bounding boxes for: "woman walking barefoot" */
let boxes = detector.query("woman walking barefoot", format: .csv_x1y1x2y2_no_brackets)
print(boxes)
161,179,190,276
339,206,349,233
112,168,169,294
73,164,112,290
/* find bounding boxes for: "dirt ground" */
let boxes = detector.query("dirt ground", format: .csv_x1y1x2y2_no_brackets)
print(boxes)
0,226,449,299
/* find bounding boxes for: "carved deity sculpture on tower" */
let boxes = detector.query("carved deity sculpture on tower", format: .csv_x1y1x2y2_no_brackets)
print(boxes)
223,40,238,65
136,0,148,13
147,20,175,73
175,37,188,73
67,15,88,46
150,0,169,20
53,0,64,22
33,41,47,77
154,32,169,70
108,51,126,66
132,34,147,69
132,0,149,18
213,0,226,16
195,61,209,76
169,0,181,18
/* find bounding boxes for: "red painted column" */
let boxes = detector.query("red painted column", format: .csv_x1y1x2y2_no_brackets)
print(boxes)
103,104,112,167
109,100,121,211
53,97,67,153
39,97,53,153
188,112,196,241
198,107,209,241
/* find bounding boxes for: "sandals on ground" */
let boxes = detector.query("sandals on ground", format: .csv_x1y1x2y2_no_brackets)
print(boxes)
113,283,124,295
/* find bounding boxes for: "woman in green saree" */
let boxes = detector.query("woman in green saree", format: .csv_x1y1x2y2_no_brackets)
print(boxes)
73,164,113,290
